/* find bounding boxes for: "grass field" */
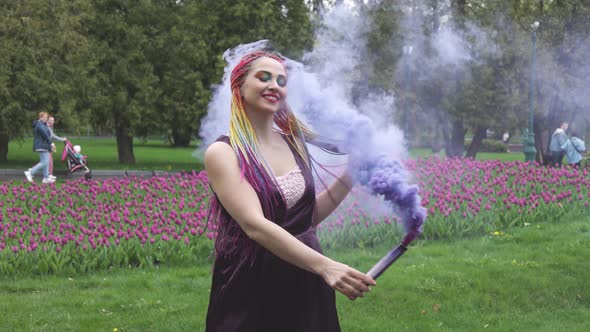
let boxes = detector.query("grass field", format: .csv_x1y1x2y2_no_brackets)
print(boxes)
1,214,588,331
3,138,525,172
409,147,525,162
3,137,203,171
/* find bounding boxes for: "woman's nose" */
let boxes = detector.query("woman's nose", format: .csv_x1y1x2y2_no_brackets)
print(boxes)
268,79,279,90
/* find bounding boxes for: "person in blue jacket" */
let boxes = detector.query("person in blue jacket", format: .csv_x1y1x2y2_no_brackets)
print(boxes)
561,131,586,168
24,112,56,184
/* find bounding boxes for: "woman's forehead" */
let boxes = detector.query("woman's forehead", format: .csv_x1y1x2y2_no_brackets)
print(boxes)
250,57,286,74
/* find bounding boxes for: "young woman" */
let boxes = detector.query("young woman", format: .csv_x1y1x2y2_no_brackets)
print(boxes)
205,51,375,331
46,116,67,180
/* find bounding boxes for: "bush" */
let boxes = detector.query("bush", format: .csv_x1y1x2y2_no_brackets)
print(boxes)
465,139,507,153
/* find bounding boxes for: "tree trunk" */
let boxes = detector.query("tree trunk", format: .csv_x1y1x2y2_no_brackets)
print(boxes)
171,127,192,147
0,134,9,161
533,114,548,164
465,125,487,159
116,124,135,164
444,120,466,158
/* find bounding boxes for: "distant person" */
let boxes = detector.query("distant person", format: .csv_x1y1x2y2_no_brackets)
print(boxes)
548,121,568,166
46,116,67,180
561,131,586,168
502,132,510,143
24,112,55,184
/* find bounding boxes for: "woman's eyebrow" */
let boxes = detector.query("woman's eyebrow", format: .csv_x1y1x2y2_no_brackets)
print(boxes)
255,69,286,75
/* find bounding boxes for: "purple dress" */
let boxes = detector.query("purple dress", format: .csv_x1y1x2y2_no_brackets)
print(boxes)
206,136,340,332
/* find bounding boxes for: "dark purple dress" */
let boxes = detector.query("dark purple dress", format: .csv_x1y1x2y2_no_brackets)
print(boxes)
206,136,340,332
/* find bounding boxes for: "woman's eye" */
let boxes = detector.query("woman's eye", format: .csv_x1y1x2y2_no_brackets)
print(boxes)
256,72,272,82
277,75,287,87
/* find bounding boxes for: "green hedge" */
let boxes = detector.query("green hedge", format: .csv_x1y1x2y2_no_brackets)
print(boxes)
465,139,507,153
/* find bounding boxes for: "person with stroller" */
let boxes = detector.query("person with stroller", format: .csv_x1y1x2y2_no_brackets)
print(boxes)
24,112,55,184
561,130,586,168
47,116,67,180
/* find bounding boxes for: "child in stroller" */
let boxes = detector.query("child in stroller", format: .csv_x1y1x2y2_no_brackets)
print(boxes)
61,140,92,180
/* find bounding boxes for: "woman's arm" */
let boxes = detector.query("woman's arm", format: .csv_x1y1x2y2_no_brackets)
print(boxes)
315,169,353,223
205,142,374,300
296,137,354,224
50,128,67,142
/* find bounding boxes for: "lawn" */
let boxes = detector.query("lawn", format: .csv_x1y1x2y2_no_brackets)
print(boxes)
3,137,204,171
3,138,524,172
409,147,525,162
1,214,588,331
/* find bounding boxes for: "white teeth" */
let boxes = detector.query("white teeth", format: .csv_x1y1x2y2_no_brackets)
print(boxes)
264,95,278,102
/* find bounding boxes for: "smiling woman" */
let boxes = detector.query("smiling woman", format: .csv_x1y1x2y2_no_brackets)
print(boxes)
204,51,375,332
237,54,288,117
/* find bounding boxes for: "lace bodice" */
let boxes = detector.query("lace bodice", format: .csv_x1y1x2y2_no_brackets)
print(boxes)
275,166,305,209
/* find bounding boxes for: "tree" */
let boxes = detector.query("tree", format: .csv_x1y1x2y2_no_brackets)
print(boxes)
0,0,92,161
84,0,160,164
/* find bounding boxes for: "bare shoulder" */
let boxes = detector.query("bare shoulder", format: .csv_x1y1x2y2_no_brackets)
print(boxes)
204,142,239,192
204,141,236,170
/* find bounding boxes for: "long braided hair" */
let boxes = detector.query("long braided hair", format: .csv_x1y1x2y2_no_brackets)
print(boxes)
208,51,326,263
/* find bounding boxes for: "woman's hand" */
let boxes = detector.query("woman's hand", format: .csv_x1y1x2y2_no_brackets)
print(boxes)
319,260,376,300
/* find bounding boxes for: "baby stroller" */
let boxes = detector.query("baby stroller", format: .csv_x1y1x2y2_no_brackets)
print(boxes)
61,140,92,180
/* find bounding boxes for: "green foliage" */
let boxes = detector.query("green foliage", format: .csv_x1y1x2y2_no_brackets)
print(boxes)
360,0,589,158
0,1,93,150
0,0,314,162
464,139,507,153
0,239,213,276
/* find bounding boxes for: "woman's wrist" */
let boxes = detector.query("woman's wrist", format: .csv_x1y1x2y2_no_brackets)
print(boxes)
315,256,335,278
338,169,354,187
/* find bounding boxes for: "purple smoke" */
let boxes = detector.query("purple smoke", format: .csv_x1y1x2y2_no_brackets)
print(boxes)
362,156,426,244
342,120,427,245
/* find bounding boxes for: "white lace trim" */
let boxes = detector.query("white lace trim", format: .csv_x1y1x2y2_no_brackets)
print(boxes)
275,167,305,209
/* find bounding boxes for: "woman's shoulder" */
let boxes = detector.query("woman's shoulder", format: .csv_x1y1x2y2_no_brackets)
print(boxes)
204,136,231,155
214,135,230,144
204,139,240,188
205,139,235,168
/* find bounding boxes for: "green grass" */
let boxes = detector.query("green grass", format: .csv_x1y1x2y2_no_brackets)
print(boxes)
2,215,588,331
4,138,524,172
3,137,203,171
410,148,525,162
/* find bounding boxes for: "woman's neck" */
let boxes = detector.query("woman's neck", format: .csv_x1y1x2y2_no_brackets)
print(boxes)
246,110,277,146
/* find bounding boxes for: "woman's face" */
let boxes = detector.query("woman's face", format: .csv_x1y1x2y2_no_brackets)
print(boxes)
240,57,287,114
40,114,48,123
